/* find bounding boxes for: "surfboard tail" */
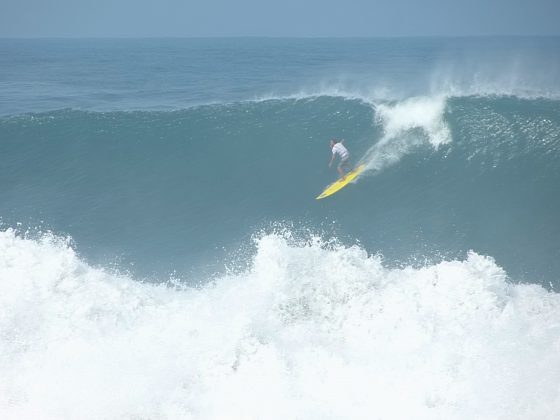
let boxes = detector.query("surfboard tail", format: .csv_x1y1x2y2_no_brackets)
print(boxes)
316,164,365,200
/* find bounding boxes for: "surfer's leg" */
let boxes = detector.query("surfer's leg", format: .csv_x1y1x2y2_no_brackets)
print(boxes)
338,159,348,180
338,158,350,179
337,166,345,180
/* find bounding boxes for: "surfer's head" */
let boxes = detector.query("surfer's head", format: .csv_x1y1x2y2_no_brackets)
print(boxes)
330,139,339,147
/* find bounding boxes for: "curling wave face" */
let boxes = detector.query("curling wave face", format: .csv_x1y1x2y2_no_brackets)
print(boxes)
2,93,559,282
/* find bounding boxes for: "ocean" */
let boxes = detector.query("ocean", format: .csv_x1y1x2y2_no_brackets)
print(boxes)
1,37,560,419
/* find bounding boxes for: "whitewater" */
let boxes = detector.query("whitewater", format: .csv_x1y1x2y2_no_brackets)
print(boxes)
1,229,560,419
1,37,560,419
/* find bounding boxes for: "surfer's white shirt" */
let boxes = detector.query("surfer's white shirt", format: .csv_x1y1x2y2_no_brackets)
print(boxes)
332,142,349,160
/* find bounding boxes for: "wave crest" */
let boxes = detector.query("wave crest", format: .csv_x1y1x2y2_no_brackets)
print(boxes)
360,95,450,174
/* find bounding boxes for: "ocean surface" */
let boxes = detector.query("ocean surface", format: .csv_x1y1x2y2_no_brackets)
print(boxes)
1,37,560,419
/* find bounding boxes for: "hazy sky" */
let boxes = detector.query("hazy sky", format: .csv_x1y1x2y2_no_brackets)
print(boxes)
2,0,559,37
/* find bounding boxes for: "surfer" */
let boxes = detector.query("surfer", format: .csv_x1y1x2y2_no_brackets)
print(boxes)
328,139,351,180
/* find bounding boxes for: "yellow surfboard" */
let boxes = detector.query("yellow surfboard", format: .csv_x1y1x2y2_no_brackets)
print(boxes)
316,164,365,200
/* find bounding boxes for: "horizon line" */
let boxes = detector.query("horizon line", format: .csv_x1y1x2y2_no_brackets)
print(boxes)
1,34,559,40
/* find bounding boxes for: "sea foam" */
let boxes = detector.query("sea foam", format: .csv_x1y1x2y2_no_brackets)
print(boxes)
359,95,450,175
1,229,560,419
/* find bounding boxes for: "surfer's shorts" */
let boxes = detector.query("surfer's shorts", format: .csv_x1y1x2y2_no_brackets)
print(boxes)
338,157,350,170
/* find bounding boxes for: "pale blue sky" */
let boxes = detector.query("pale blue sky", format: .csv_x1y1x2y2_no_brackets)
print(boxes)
1,0,559,37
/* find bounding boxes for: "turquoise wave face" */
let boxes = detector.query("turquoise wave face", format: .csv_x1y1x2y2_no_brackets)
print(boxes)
1,95,559,284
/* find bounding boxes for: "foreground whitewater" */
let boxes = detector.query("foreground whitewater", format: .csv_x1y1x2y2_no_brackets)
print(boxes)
1,229,559,420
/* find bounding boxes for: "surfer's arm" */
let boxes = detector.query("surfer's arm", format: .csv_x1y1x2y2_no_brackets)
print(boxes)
328,153,335,167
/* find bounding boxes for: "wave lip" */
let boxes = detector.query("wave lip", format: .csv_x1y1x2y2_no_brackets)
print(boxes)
360,95,450,175
1,229,560,419
375,96,450,147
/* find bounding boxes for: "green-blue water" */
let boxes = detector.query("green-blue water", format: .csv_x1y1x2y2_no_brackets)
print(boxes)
2,92,560,282
1,38,560,419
